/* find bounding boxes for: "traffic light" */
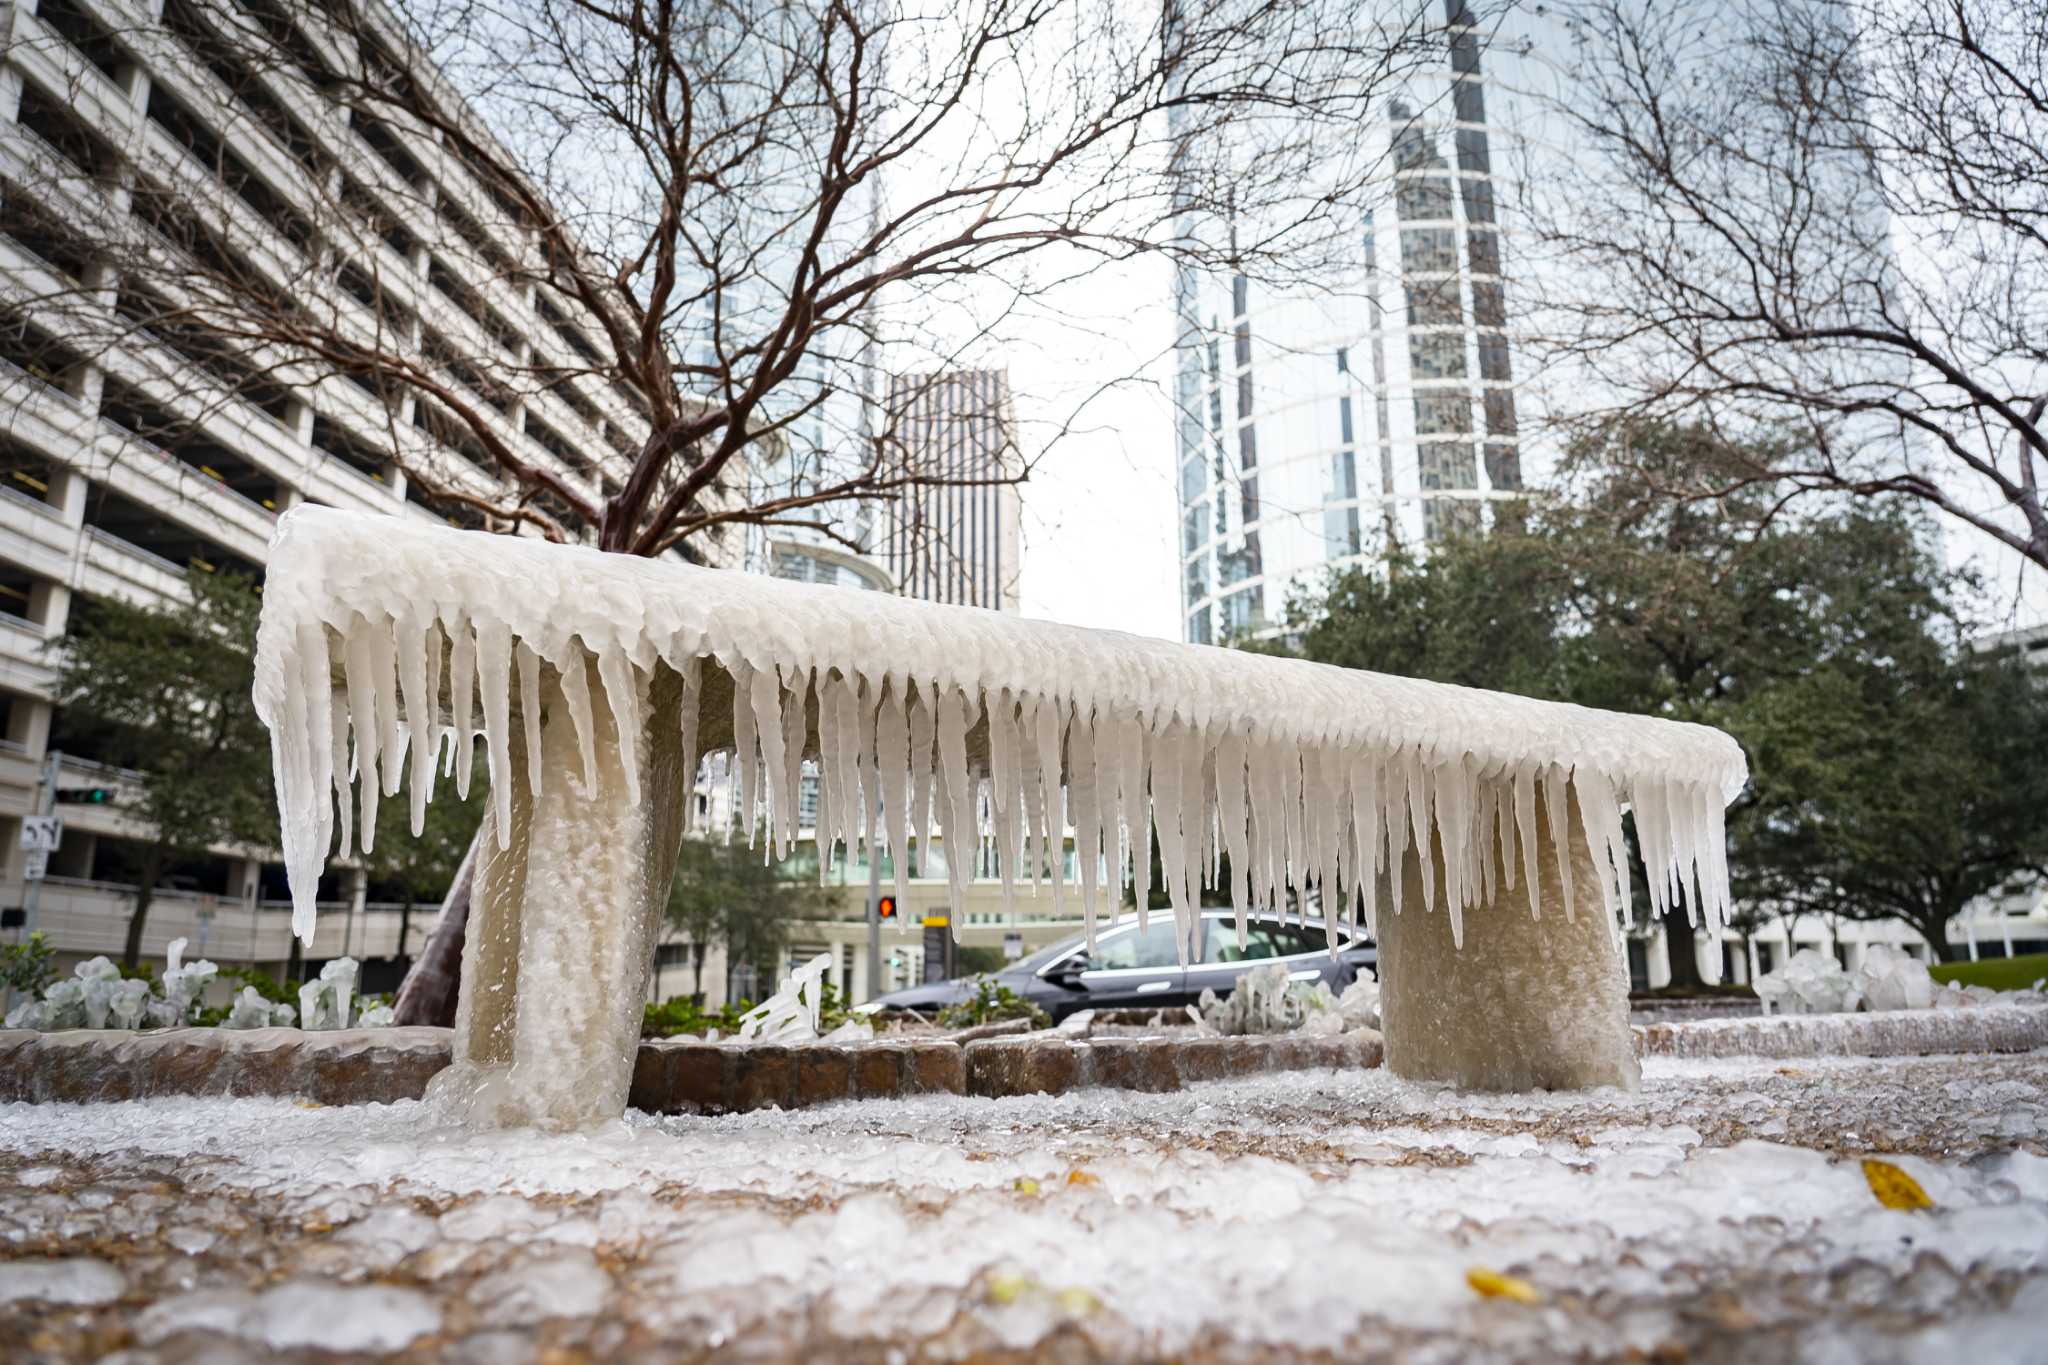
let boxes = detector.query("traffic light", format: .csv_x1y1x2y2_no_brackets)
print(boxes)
54,787,114,805
877,895,897,920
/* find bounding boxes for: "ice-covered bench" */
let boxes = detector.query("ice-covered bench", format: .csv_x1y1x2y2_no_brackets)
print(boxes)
255,507,1746,1128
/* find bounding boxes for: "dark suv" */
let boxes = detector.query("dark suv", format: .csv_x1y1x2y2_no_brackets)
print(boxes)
871,909,1376,1023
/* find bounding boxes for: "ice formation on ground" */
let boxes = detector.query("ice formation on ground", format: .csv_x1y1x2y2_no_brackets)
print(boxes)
1756,948,1859,1015
254,508,1746,957
2,1055,2044,1361
1754,945,2030,1017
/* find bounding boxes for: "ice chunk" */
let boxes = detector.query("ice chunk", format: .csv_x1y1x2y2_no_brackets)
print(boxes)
0,1257,125,1305
1853,944,1940,1012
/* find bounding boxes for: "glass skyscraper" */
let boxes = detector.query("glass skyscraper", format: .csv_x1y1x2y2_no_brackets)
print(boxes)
1173,1,1530,644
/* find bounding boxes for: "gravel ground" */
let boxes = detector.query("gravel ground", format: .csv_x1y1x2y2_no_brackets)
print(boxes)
2,1052,2045,1363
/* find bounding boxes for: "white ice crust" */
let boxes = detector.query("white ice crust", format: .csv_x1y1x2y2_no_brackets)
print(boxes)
253,508,1747,952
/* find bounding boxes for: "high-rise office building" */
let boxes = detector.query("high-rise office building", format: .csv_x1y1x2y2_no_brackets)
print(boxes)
0,0,665,972
1172,1,1527,643
886,369,1023,612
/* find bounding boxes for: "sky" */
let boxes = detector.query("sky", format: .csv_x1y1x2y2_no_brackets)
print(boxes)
1008,256,1182,641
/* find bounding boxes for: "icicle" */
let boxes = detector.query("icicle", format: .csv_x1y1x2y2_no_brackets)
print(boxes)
1181,725,1209,956
1433,757,1471,948
908,684,935,876
558,649,599,795
451,621,477,799
1149,721,1190,964
876,678,911,908
1513,765,1542,918
1017,694,1046,892
1034,693,1065,913
830,673,863,861
1543,765,1577,923
475,621,513,848
1492,773,1517,894
423,620,444,805
1403,749,1434,915
1070,706,1102,948
750,666,788,854
731,661,760,845
1115,716,1150,929
1349,752,1382,938
329,690,353,862
1474,777,1499,907
1092,710,1123,913
343,620,383,853
778,678,806,858
1244,734,1276,914
856,678,880,861
815,671,842,859
1308,747,1344,951
1217,730,1250,948
936,687,977,924
1280,746,1305,914
369,622,403,798
677,655,703,833
515,641,544,802
397,617,431,837
1575,766,1631,929
598,650,643,810
987,689,1021,906
1378,752,1408,919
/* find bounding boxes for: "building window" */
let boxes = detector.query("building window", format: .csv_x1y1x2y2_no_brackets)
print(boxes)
1401,227,1458,274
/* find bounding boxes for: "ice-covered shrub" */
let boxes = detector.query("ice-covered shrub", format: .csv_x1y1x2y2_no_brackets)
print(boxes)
298,958,359,1030
1,942,379,1031
224,986,297,1029
1192,963,1381,1036
935,975,1051,1032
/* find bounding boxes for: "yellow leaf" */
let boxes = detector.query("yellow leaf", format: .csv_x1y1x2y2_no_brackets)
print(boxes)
1065,1170,1101,1187
1012,1177,1040,1195
988,1273,1033,1306
1055,1286,1103,1315
1466,1267,1541,1305
1862,1158,1933,1211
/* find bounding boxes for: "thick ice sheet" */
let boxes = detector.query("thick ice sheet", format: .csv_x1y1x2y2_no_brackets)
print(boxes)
2,1055,2043,1360
253,508,1747,949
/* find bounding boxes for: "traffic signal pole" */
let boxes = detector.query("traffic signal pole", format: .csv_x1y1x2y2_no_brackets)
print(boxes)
20,749,58,937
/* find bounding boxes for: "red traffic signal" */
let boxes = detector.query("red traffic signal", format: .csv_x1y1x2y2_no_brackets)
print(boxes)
877,895,897,920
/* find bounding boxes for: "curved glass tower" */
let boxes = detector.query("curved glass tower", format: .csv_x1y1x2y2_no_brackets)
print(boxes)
1174,2,1535,643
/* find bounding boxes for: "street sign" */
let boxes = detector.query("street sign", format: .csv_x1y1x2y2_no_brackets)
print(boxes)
19,816,61,853
22,848,48,882
1003,930,1024,961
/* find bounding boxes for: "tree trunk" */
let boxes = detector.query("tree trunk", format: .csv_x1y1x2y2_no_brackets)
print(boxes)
122,844,167,970
1661,898,1704,990
690,943,705,1004
1917,911,1959,963
392,830,480,1026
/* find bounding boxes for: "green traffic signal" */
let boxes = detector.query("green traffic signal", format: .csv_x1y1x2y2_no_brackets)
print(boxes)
54,786,114,805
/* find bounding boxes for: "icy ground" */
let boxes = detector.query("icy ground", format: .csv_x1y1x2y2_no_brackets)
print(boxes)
2,1054,2046,1363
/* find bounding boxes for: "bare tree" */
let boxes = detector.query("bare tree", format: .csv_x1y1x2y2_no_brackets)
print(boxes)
5,0,1451,1016
1516,0,2047,575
